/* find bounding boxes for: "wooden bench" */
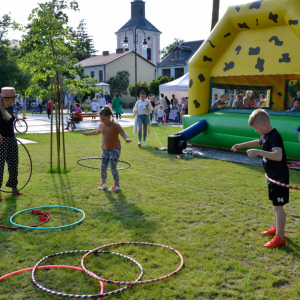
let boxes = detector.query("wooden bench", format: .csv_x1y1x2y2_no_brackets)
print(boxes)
66,113,99,130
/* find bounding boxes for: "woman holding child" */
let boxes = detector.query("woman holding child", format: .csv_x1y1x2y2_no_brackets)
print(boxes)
133,90,153,146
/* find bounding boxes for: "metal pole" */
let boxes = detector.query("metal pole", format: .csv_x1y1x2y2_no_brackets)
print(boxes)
60,78,66,171
135,29,137,102
50,78,53,171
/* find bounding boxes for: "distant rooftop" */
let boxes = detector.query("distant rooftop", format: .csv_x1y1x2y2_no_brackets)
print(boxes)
157,40,204,67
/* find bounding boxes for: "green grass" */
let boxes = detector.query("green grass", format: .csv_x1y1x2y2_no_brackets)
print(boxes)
1,126,300,299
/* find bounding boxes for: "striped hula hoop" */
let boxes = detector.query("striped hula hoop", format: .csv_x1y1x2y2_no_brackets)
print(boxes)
265,162,300,190
0,138,32,193
31,249,143,298
81,242,184,286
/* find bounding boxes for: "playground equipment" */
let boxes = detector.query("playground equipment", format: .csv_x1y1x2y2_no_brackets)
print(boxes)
185,0,300,159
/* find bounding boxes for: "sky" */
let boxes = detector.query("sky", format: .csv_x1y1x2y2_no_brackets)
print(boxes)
4,0,252,55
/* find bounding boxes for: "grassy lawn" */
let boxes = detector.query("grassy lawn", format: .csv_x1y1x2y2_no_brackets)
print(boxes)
1,126,300,299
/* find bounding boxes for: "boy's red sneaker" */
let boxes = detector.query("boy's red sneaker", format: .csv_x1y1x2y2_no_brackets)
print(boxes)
264,234,286,248
261,226,276,236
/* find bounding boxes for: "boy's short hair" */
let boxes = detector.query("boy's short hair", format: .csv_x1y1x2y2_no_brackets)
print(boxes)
159,105,162,109
237,94,243,100
248,109,271,127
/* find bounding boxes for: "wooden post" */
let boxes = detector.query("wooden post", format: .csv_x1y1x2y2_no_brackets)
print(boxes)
60,78,66,171
54,77,60,172
50,78,54,171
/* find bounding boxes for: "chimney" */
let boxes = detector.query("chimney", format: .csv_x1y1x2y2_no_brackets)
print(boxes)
116,48,124,54
102,51,109,56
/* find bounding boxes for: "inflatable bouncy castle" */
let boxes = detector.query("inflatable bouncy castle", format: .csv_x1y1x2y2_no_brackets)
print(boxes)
184,0,300,159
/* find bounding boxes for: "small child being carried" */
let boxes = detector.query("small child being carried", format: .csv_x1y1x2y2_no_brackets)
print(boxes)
81,106,132,192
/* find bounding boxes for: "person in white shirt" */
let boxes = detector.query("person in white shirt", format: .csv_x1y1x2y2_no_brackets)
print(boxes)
159,93,166,110
97,93,106,111
133,90,152,146
91,99,98,119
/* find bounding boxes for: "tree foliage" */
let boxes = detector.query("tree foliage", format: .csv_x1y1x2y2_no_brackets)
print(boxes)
19,0,100,99
0,14,31,94
128,81,150,97
159,38,184,60
107,71,130,97
74,19,97,62
148,75,174,96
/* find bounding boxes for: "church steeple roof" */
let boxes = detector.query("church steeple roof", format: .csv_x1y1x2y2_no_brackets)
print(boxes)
116,0,161,33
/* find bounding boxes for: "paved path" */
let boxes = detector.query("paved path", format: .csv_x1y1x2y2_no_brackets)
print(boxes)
18,110,182,134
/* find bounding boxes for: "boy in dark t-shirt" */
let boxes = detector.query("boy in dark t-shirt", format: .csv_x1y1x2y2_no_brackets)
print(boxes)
231,109,289,248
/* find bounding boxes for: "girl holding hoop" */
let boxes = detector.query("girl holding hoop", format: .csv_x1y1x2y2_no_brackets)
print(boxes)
81,106,131,192
0,87,24,202
133,90,153,146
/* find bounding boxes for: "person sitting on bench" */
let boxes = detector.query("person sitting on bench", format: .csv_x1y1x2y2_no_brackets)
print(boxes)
65,103,83,130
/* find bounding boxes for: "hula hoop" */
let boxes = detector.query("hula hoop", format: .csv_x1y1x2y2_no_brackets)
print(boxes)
0,210,50,230
32,250,143,298
265,174,300,190
0,265,104,300
265,163,300,190
81,242,184,286
0,138,32,193
10,206,85,230
77,157,130,170
287,162,300,168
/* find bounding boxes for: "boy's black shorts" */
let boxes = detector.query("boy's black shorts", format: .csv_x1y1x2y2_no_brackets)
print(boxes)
268,181,289,206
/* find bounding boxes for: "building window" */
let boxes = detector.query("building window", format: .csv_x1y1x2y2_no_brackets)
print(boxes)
175,68,184,79
162,69,171,77
90,71,94,78
173,49,182,60
99,70,103,82
147,48,151,61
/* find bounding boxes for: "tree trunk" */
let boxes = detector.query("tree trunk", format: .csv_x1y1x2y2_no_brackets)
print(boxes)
211,0,220,31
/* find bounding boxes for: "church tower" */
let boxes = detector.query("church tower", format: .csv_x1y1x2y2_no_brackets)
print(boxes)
115,0,161,64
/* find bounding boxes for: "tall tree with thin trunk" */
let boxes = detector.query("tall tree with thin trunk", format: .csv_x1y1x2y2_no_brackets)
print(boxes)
211,0,220,31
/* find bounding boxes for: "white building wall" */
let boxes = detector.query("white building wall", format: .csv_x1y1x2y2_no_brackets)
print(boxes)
156,64,189,79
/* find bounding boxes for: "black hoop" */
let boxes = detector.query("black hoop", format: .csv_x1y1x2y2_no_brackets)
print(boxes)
77,157,130,170
0,138,32,193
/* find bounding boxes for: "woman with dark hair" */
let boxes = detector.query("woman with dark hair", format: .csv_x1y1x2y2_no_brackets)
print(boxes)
133,90,153,146
81,106,131,192
0,87,24,202
112,93,123,120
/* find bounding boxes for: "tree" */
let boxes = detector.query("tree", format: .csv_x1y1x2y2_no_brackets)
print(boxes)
74,19,97,62
211,0,220,31
0,14,31,94
19,0,101,172
107,71,130,97
128,81,150,97
19,0,99,98
159,38,184,60
148,75,174,96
